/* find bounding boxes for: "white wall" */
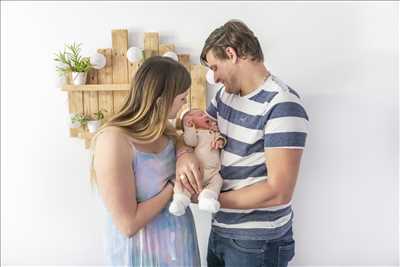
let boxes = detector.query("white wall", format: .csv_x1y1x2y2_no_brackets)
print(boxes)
2,1,398,265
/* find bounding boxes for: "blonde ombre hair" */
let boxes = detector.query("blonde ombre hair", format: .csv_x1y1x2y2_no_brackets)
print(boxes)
90,56,191,183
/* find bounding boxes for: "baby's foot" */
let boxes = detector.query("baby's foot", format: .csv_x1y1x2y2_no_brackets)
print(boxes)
169,193,190,216
198,198,220,213
169,201,186,216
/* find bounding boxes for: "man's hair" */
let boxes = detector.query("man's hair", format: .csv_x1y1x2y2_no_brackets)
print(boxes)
200,19,264,65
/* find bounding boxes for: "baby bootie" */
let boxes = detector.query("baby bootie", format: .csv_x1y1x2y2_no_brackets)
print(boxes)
169,193,190,216
198,189,220,213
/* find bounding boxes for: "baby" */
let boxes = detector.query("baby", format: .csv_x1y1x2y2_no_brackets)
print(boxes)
169,109,226,216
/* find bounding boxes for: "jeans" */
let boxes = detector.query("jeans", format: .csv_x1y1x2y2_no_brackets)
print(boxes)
207,228,295,267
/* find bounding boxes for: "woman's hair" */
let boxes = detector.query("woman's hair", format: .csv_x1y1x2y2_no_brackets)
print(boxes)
90,56,191,183
200,19,264,65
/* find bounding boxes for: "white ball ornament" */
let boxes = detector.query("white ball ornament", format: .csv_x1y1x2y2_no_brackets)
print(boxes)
90,53,106,70
162,51,178,61
127,46,143,63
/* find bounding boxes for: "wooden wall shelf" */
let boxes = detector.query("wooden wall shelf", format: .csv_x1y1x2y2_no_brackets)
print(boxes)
62,84,130,92
62,29,207,149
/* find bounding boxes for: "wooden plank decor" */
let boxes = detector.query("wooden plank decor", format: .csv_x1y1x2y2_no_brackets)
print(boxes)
62,84,130,92
83,69,99,117
62,29,209,149
88,69,99,115
144,32,159,59
67,69,84,137
83,132,94,149
178,54,190,71
97,48,114,120
112,29,129,114
127,40,142,84
178,53,191,108
190,65,207,111
174,54,192,129
68,91,84,137
87,68,98,84
84,70,98,148
128,62,140,84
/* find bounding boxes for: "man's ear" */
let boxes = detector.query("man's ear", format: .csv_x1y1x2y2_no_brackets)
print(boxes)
225,47,238,63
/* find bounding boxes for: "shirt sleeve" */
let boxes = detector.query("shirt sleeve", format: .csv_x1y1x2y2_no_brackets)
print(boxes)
264,92,309,149
206,87,223,120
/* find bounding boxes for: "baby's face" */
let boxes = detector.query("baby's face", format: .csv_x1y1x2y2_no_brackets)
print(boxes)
183,110,218,130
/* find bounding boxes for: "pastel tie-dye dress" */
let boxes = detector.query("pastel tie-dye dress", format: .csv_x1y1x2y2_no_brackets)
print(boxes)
104,138,201,266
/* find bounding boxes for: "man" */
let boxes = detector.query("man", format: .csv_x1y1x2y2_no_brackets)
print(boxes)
194,19,309,266
175,19,308,266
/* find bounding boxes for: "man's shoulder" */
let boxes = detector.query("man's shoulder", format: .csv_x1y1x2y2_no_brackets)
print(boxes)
269,75,303,100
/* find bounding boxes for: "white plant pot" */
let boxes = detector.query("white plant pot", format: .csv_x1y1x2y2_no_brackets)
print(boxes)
71,72,88,85
87,120,101,133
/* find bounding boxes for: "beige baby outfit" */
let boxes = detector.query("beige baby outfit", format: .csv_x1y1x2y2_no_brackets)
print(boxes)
169,124,225,216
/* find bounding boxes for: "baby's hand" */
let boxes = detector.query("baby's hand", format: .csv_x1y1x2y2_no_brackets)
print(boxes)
215,139,224,149
210,138,224,150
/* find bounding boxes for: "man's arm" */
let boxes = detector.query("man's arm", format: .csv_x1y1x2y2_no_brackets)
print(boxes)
219,89,309,209
219,148,303,209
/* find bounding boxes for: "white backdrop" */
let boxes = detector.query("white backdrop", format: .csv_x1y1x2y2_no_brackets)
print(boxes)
1,1,398,266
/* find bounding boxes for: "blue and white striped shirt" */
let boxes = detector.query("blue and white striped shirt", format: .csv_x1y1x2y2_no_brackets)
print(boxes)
206,74,309,240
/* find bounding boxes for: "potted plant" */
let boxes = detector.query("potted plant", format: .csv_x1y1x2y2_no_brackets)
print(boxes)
54,43,93,85
87,109,106,133
69,113,89,128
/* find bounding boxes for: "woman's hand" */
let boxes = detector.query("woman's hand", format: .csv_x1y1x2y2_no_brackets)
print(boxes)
172,179,199,203
176,151,203,195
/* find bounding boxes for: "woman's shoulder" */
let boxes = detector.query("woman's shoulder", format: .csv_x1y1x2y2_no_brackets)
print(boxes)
92,127,135,175
99,126,130,136
95,126,135,151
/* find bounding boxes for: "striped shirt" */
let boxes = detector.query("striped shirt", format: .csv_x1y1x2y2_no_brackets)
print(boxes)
206,74,309,240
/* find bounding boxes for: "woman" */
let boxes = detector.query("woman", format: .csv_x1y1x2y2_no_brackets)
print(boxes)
91,56,201,266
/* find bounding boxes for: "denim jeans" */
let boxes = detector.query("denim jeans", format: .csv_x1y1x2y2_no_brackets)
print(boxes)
207,228,295,267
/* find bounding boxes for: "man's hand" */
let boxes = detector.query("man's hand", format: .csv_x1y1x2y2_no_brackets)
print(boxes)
176,151,203,194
